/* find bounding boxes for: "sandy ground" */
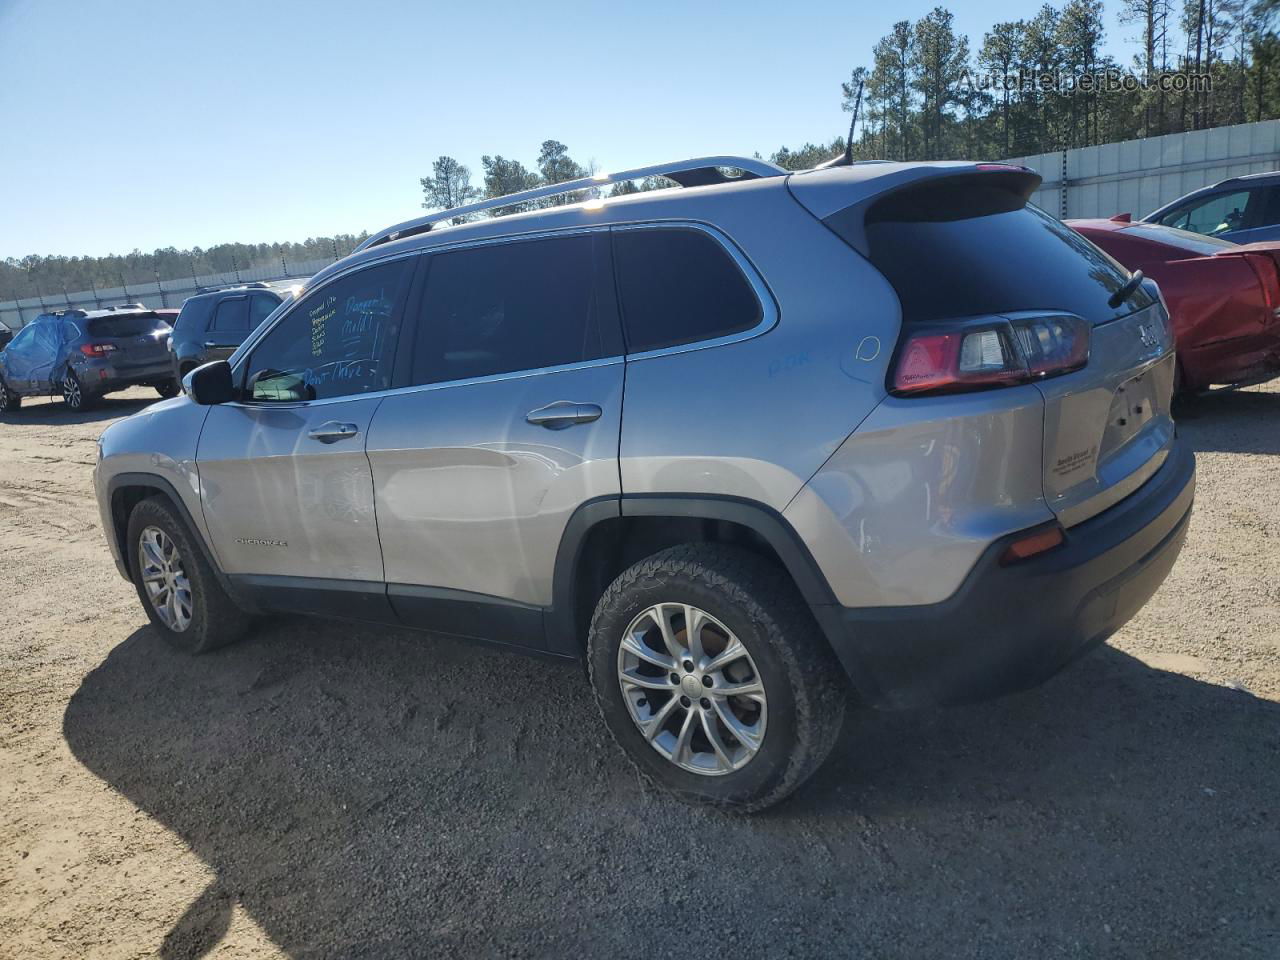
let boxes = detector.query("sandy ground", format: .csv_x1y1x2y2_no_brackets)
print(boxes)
0,384,1277,960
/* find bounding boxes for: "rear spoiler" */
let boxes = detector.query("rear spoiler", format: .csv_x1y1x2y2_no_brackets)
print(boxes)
790,164,1042,257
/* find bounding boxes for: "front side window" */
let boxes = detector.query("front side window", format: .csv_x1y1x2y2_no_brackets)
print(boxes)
612,227,762,353
245,259,410,402
409,232,619,385
212,297,249,332
1157,189,1250,236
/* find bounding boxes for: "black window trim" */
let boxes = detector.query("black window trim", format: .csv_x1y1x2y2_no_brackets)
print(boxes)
611,220,777,362
230,252,421,408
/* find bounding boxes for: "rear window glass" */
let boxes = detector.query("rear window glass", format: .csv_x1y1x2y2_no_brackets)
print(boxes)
863,187,1154,324
613,228,762,352
86,314,166,337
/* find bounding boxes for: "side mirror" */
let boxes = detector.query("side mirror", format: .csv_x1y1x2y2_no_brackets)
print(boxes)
185,361,235,405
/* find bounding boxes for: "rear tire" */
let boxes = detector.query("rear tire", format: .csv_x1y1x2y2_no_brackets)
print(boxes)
587,543,847,813
0,378,21,412
127,496,252,653
61,370,93,412
154,379,180,399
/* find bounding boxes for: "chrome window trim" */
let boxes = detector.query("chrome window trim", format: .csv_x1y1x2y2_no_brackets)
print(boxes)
221,355,625,411
610,219,778,362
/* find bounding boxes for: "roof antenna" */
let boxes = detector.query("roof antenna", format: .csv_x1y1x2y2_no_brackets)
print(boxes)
816,75,864,169
843,77,863,164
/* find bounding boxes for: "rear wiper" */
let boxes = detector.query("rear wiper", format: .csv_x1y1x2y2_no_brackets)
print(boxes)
1107,269,1145,309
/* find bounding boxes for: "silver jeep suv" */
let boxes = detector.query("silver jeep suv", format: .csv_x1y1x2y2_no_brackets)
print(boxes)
94,156,1195,811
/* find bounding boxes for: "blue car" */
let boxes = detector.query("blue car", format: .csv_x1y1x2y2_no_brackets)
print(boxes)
0,308,178,413
1142,171,1280,243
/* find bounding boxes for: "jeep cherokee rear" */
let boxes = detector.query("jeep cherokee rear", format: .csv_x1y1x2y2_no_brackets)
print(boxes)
93,156,1194,812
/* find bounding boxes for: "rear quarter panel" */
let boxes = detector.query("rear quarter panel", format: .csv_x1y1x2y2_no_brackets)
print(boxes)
619,187,901,509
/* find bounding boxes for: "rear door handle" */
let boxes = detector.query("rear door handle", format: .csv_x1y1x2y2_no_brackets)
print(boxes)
204,341,236,349
525,401,603,429
308,421,360,443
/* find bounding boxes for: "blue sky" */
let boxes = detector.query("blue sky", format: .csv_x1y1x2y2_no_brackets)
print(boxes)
0,0,1135,259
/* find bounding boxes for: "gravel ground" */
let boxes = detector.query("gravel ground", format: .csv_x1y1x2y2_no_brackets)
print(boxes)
1,384,1278,960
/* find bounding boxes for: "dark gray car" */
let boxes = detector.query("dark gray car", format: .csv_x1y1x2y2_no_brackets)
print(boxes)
168,284,287,382
0,309,176,412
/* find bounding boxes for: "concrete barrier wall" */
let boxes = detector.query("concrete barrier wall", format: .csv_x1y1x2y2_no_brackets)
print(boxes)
0,257,335,332
1009,119,1280,219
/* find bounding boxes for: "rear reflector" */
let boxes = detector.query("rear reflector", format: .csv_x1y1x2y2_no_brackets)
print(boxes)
80,342,117,357
892,314,1090,396
1000,524,1065,565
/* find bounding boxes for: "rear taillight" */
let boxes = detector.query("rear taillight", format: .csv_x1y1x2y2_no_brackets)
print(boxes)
891,315,1090,396
79,343,117,357
1242,253,1280,319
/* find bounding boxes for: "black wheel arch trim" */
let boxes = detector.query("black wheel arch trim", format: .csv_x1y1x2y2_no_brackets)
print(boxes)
105,472,261,612
546,493,839,656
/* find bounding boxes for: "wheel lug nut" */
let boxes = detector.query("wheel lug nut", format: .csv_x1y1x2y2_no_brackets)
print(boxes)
680,695,691,708
682,660,694,672
700,697,710,710
670,673,680,685
701,675,713,687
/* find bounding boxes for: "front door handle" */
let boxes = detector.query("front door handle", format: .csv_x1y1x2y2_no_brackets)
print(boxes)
308,421,360,443
203,341,235,349
526,401,603,430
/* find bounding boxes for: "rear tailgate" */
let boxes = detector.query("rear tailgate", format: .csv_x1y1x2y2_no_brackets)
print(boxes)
799,163,1177,530
86,313,171,369
1037,301,1176,527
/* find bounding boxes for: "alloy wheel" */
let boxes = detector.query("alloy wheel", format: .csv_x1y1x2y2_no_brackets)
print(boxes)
616,602,768,776
138,525,193,632
62,374,81,409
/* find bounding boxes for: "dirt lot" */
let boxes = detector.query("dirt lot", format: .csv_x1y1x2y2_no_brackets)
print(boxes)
1,384,1277,959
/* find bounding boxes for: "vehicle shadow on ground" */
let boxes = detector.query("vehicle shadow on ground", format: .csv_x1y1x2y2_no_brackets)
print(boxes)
64,618,1280,958
0,394,156,426
1175,385,1280,455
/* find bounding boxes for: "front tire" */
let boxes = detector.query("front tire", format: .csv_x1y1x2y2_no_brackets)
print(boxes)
587,544,847,812
0,378,20,412
61,370,93,412
126,496,252,653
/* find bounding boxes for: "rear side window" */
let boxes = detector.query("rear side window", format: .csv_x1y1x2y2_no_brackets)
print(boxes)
212,297,249,332
613,228,761,352
409,232,620,385
249,294,279,328
86,314,166,337
862,180,1152,324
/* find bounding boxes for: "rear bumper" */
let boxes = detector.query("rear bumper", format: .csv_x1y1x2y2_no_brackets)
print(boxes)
75,357,174,391
815,436,1195,709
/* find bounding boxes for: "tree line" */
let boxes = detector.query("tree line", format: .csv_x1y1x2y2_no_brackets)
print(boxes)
6,0,1278,307
1,235,367,307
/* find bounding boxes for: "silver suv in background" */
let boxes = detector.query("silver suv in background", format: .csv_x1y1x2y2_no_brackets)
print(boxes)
93,156,1195,811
